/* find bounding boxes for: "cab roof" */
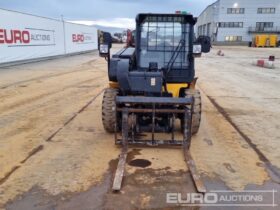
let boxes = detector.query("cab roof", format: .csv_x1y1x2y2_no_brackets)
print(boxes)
136,13,197,25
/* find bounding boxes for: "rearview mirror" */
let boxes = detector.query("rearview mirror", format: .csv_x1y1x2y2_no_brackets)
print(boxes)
195,36,211,53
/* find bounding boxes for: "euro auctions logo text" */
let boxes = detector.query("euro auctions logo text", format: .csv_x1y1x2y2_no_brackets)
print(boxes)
0,29,30,44
0,28,54,46
166,190,278,207
72,33,93,43
72,34,84,42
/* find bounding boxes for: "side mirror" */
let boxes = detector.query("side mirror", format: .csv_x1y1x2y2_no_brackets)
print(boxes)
98,31,112,58
195,36,211,53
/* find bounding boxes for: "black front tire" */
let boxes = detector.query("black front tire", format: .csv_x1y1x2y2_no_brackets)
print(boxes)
102,88,119,133
181,89,202,135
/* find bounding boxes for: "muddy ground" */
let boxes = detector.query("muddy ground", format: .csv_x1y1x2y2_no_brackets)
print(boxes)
0,45,279,210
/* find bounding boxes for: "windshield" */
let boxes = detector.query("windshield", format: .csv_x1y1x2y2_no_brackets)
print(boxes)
139,16,190,69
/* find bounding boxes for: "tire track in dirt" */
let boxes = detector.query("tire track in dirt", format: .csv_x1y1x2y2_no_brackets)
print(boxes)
46,89,104,142
0,59,98,90
201,89,280,183
0,85,99,141
0,166,21,185
0,89,104,186
0,81,107,173
0,76,104,114
0,70,107,139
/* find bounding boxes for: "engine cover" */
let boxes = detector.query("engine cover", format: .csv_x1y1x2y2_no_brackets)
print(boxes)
115,59,163,94
128,71,163,94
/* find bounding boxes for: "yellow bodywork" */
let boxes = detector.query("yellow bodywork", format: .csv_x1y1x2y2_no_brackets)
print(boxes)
109,82,189,97
165,83,188,97
109,82,119,89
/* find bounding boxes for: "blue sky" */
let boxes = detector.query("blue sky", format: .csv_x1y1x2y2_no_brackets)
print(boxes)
0,0,216,28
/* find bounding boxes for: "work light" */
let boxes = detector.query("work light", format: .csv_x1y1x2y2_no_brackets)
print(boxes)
193,44,202,56
99,44,109,54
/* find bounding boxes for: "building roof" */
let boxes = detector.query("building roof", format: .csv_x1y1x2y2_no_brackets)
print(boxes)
197,0,219,18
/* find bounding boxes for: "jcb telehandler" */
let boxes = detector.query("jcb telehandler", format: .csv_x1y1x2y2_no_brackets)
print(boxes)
99,13,211,193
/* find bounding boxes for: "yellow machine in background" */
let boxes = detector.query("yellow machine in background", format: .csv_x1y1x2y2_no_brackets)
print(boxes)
253,34,278,47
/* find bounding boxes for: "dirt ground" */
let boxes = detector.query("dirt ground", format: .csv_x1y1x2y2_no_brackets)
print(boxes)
0,45,279,210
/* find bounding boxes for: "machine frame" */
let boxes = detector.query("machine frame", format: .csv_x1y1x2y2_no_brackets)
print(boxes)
98,12,211,193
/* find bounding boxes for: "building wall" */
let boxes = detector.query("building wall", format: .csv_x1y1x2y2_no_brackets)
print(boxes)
197,0,280,43
196,1,220,41
0,8,98,64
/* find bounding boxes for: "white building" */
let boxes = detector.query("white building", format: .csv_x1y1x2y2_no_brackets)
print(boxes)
196,0,280,44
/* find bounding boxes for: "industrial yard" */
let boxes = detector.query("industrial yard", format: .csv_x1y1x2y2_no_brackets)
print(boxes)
0,45,279,209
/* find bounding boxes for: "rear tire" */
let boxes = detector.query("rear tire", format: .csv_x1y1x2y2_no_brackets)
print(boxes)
181,89,202,135
102,88,119,133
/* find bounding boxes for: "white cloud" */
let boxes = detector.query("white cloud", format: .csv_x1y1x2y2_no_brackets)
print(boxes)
69,18,135,29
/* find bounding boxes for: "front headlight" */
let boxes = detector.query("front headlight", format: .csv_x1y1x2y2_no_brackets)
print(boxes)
100,44,109,54
193,44,202,54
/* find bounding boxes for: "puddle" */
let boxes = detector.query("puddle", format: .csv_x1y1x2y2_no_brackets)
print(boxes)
128,159,151,168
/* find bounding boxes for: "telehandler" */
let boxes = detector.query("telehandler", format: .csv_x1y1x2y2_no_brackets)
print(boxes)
99,12,211,193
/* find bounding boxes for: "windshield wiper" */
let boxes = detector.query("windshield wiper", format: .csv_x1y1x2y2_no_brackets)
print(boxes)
166,39,185,76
